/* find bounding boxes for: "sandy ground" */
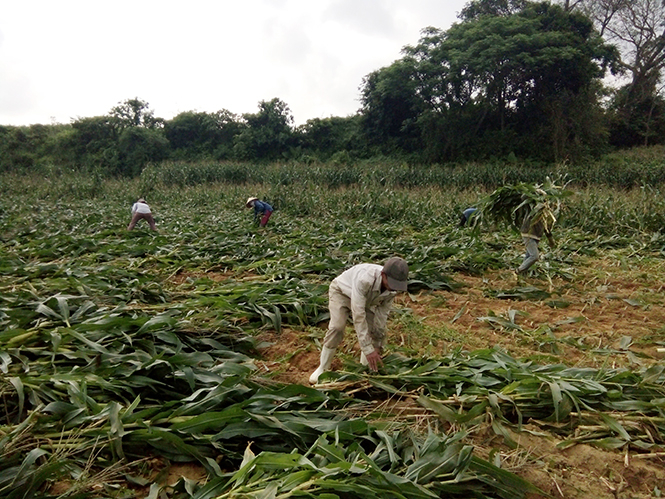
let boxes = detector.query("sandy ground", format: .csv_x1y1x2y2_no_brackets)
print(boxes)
254,259,665,499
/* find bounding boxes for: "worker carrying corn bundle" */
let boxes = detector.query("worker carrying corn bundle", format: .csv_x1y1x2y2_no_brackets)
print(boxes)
309,257,409,385
517,195,557,274
480,177,568,275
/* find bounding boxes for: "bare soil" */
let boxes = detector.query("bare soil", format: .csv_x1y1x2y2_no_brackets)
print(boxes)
255,257,665,499
117,259,665,498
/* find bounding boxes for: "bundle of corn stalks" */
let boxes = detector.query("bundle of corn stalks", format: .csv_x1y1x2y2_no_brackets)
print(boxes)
476,177,571,236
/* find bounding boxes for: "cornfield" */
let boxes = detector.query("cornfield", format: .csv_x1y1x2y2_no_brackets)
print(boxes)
1,167,665,498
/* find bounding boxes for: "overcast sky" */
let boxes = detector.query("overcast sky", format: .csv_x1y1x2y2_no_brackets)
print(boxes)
1,0,467,127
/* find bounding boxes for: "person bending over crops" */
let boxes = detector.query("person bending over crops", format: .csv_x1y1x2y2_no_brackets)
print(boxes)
127,198,157,231
246,197,273,227
459,207,478,227
517,198,556,274
309,257,409,384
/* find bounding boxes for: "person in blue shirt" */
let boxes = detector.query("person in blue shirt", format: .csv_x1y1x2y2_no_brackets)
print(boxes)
246,197,274,227
459,207,478,227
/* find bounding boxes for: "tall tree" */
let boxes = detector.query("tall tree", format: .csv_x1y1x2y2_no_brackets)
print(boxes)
110,98,162,129
606,0,665,145
459,0,529,20
233,98,295,161
560,0,665,145
401,1,619,161
66,116,120,172
118,127,170,177
65,99,168,175
164,110,243,160
358,60,424,154
296,116,361,160
579,0,664,92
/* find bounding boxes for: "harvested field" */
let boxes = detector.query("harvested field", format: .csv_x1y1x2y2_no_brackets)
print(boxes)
1,173,664,499
256,260,665,499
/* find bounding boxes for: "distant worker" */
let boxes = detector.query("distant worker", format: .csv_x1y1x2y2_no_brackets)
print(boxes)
517,203,555,274
127,198,157,231
459,207,478,227
246,197,273,227
309,257,409,384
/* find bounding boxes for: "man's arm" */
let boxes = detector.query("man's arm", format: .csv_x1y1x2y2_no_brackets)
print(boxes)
350,275,375,358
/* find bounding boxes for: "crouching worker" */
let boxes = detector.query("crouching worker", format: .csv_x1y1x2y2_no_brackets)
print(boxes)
309,257,409,384
127,198,157,231
246,197,273,227
459,207,478,227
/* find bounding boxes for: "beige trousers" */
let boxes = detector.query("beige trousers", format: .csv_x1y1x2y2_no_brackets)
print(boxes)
322,283,385,354
128,212,157,230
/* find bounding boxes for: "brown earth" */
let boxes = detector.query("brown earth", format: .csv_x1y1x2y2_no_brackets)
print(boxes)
254,258,665,499
113,259,665,498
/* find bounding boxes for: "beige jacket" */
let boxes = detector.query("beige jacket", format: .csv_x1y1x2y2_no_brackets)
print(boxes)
331,264,396,355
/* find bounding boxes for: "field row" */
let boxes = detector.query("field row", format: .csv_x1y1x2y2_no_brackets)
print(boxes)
1,174,665,498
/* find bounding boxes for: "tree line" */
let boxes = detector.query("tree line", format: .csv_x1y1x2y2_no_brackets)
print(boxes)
1,0,663,177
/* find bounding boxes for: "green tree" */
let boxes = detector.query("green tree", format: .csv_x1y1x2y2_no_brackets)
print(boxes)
460,0,529,19
608,84,665,146
65,116,120,173
110,98,162,129
296,115,362,160
0,126,34,170
561,0,665,146
118,127,170,177
402,1,619,161
65,98,168,176
233,98,295,161
358,60,424,155
0,124,73,171
164,110,244,160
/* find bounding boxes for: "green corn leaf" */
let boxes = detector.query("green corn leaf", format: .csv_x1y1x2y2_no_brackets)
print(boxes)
8,377,25,422
601,414,631,441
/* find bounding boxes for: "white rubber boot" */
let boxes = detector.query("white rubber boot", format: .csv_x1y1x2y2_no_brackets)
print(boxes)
309,346,336,384
360,352,368,366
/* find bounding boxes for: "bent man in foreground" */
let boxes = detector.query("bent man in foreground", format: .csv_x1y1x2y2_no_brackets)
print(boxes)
309,257,409,384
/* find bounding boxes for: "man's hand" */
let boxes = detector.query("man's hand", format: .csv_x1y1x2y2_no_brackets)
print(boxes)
364,350,383,372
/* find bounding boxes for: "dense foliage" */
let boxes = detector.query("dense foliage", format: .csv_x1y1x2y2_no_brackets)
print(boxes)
2,169,665,498
2,1,663,175
368,2,619,162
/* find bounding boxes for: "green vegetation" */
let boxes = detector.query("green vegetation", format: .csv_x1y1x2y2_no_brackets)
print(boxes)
2,1,664,174
1,0,663,494
1,156,665,497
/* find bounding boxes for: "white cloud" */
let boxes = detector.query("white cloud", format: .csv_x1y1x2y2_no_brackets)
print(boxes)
0,0,466,126
0,70,34,118
324,0,399,38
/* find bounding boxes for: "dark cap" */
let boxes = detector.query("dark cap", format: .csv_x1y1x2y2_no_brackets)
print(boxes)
383,257,408,292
